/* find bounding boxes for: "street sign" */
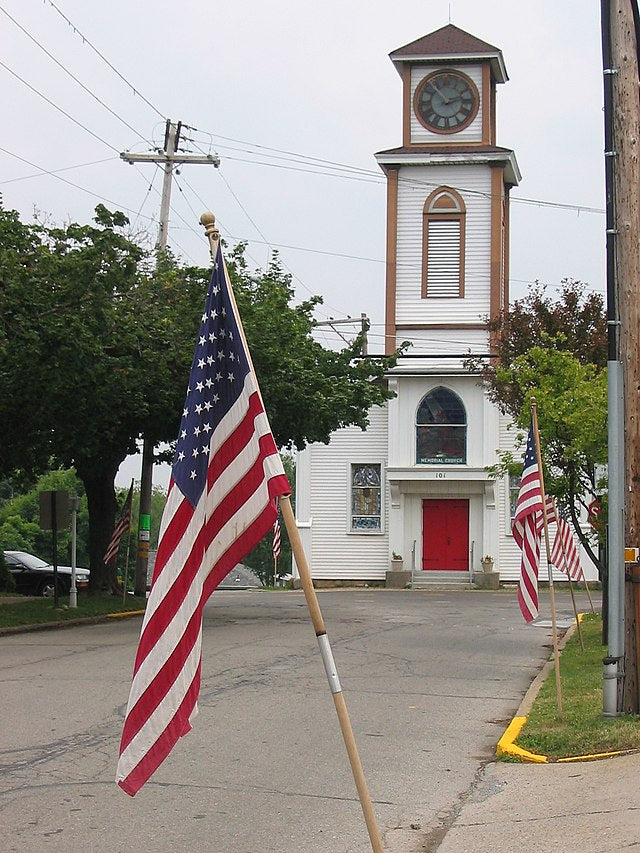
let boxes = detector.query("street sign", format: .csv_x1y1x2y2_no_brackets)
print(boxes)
39,491,70,530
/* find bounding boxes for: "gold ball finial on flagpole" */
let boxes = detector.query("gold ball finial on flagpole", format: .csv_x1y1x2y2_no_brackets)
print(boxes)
200,211,219,258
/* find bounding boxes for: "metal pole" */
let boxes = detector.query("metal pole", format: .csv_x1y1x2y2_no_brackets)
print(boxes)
51,492,59,609
70,494,78,608
601,0,625,717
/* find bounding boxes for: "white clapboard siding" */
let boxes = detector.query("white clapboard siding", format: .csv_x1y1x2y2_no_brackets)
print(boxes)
306,405,389,580
410,64,483,144
395,164,492,325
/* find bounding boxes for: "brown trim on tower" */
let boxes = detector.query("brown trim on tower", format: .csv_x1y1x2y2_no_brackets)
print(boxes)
403,65,412,147
489,164,504,329
385,168,399,355
503,186,511,311
482,62,491,144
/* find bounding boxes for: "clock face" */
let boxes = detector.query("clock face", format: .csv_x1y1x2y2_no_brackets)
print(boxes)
414,70,479,134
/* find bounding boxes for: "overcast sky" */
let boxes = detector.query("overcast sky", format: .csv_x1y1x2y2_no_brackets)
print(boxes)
2,0,606,487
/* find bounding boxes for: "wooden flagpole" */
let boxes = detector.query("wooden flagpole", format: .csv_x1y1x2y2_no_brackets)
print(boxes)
121,478,134,604
280,496,383,853
531,399,563,721
200,212,383,853
583,574,595,614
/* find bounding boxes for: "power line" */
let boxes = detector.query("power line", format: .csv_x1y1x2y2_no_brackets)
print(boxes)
0,58,120,153
0,145,157,222
0,156,117,185
0,5,154,146
192,128,605,216
43,0,165,121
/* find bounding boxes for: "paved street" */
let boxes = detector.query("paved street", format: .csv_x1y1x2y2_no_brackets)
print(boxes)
0,588,597,851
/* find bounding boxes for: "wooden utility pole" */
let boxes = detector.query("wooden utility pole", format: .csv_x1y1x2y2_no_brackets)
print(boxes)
607,0,640,713
120,120,219,594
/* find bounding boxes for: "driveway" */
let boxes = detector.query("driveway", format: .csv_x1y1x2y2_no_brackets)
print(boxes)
0,588,593,851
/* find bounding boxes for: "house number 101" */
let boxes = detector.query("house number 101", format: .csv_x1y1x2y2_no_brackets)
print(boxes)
435,472,445,478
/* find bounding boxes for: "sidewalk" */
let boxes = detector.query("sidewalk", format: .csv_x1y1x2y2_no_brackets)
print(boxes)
434,752,640,852
433,616,640,852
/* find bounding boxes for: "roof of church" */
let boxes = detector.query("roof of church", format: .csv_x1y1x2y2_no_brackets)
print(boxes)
391,24,499,59
390,24,507,82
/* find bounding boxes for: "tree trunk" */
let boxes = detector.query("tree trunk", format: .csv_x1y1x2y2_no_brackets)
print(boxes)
79,463,119,594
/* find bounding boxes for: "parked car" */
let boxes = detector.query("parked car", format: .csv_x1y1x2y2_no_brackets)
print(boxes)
3,551,90,597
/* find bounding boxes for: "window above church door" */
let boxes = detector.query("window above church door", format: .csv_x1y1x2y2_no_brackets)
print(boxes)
416,387,467,465
422,187,466,298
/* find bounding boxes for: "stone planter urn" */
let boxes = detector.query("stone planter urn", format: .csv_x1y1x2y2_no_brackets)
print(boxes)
480,556,495,573
390,555,404,572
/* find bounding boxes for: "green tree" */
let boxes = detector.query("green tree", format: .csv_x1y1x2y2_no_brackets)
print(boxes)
0,469,89,566
0,207,399,593
474,281,607,571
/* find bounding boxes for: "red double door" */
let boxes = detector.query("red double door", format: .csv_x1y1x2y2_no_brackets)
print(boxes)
422,499,469,571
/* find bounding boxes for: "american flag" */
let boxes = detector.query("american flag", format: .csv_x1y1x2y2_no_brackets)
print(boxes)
512,425,544,622
104,482,133,567
272,516,281,561
551,512,583,581
116,243,290,796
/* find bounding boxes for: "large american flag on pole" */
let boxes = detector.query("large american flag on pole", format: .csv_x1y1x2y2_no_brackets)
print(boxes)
116,243,290,796
551,512,583,581
512,425,544,622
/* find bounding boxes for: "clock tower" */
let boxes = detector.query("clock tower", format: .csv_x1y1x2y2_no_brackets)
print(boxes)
294,25,531,588
376,24,520,357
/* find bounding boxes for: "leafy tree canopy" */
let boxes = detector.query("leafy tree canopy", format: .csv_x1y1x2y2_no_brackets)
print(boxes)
474,281,607,570
0,206,399,591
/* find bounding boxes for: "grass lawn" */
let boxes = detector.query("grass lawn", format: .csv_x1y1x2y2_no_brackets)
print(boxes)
515,613,640,759
0,593,146,629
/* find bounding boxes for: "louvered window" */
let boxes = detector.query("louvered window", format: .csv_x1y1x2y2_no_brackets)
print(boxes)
423,188,465,298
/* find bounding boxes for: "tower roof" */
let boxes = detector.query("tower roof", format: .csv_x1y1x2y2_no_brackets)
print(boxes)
390,24,507,82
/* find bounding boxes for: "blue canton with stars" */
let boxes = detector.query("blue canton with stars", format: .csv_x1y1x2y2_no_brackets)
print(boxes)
172,245,250,508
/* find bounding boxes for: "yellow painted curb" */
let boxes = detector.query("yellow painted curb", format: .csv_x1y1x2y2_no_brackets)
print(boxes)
106,610,145,619
497,612,639,764
496,715,547,763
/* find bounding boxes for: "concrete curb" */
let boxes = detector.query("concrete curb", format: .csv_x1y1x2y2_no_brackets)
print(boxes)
496,613,639,764
0,608,145,636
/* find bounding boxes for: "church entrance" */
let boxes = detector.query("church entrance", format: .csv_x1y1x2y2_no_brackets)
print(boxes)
422,499,469,571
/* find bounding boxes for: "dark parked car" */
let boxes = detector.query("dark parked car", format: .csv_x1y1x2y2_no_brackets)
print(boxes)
3,551,90,597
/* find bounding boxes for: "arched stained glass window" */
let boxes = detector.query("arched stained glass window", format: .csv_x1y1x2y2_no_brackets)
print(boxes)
416,387,467,464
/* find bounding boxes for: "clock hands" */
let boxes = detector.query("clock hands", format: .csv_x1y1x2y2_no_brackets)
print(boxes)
431,83,452,105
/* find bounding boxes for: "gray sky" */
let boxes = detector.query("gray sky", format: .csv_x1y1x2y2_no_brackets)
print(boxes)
1,0,606,487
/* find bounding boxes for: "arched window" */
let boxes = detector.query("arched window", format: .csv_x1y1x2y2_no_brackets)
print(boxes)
422,187,466,298
416,387,467,464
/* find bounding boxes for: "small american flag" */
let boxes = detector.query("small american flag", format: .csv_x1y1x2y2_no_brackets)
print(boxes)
512,425,544,622
272,517,281,561
551,513,583,581
116,243,290,796
104,482,133,567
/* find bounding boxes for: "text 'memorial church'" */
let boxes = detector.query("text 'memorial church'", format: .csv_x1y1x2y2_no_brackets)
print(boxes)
295,24,596,587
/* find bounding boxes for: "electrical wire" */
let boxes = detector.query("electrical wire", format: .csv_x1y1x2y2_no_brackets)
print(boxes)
0,144,157,222
0,156,117,185
191,128,605,216
44,0,165,121
0,4,154,146
0,58,120,153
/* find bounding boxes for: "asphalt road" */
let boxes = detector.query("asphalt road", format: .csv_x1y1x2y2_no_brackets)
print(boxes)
0,588,594,852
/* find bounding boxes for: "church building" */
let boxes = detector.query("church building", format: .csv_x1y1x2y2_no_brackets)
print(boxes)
294,25,595,587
